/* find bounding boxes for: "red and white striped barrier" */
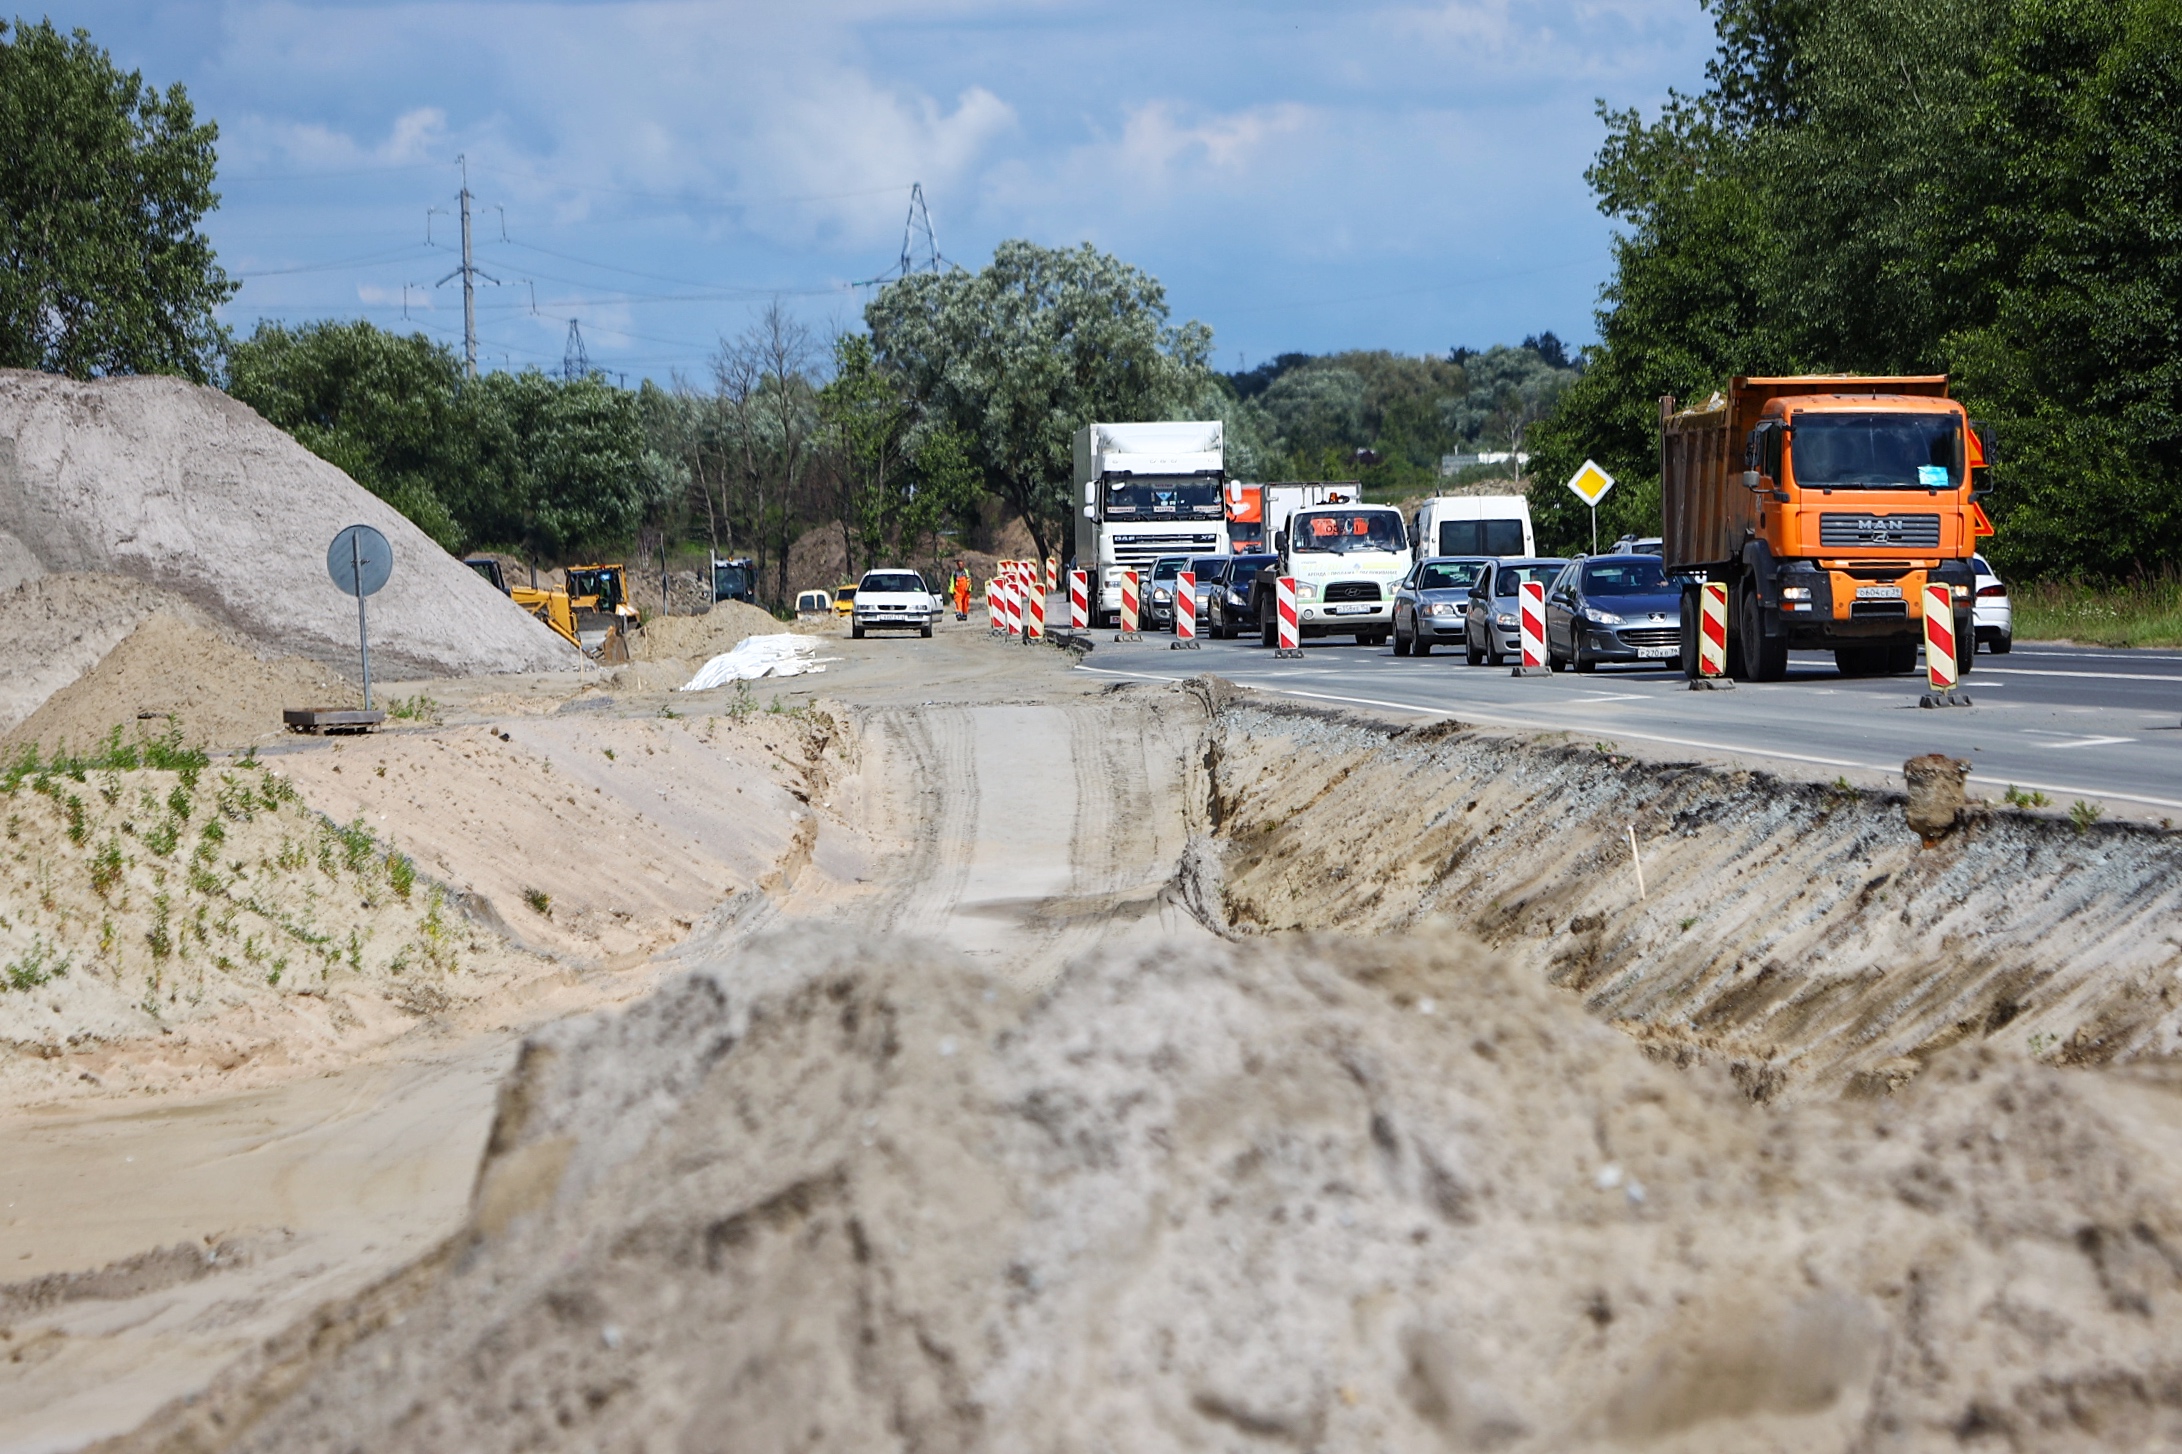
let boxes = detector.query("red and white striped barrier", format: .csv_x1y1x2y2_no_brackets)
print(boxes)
1172,570,1198,649
1920,582,1971,706
1069,569,1088,631
1024,581,1046,641
1699,581,1729,678
1274,575,1303,657
1514,580,1548,675
1044,556,1058,595
1119,569,1141,638
986,580,1002,635
1002,573,1023,637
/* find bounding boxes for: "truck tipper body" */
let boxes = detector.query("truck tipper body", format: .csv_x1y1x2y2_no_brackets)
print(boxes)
1662,377,1990,680
1074,422,1228,625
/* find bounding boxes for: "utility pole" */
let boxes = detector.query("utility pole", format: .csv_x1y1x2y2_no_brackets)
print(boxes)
436,155,498,379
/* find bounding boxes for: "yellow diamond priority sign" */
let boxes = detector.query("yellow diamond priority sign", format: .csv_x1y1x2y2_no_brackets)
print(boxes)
1566,459,1616,508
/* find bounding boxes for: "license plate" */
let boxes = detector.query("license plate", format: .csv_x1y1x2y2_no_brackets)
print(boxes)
1328,604,1373,615
1856,584,1903,600
1637,645,1677,659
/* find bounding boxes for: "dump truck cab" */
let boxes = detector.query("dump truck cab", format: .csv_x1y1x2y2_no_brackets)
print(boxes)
1664,377,1988,680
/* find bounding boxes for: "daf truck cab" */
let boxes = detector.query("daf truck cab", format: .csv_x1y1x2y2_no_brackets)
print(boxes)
1074,422,1229,627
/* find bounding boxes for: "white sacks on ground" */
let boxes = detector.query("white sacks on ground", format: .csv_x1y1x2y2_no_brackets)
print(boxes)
680,634,825,690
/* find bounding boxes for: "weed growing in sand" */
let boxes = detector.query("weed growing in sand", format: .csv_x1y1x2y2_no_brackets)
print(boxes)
147,894,173,960
3,934,68,991
333,820,376,874
386,852,416,901
2005,785,2051,809
144,816,180,857
100,918,115,955
346,929,364,974
65,794,87,845
659,706,681,720
267,958,285,986
386,694,440,722
602,748,616,761
90,838,124,898
2070,800,2104,833
1679,916,1698,932
522,887,552,918
5,813,17,840
166,784,192,820
726,680,757,720
2028,1030,2057,1057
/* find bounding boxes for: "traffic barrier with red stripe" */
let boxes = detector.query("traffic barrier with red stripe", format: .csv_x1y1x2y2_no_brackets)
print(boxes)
1699,581,1729,678
1044,556,1058,595
1172,570,1198,649
1275,575,1303,657
1024,580,1046,641
1513,580,1548,675
1920,583,1971,707
1069,569,1088,632
1002,573,1023,637
1119,569,1141,638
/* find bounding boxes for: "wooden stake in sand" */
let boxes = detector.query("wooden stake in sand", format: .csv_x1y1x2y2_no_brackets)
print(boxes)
1627,824,1645,901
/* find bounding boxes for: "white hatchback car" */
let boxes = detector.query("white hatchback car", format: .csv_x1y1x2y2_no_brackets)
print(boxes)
851,569,937,639
1973,553,2013,654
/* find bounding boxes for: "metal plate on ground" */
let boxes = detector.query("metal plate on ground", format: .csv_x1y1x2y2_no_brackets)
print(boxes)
283,708,386,734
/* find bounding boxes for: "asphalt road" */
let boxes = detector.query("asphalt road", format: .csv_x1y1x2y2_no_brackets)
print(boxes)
1067,624,2182,817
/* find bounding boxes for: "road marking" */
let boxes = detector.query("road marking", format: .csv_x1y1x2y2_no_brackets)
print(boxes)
1979,667,2182,683
2024,732,2137,749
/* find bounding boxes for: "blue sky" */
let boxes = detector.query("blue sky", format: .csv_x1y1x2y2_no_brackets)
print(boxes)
54,1,1716,382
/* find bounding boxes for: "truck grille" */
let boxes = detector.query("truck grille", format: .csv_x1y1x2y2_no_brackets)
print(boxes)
1324,581,1382,603
1109,533,1222,572
1851,601,1908,619
1819,513,1941,549
1618,627,1679,649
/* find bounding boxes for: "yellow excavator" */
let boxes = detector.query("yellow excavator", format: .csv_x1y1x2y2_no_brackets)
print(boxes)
467,557,638,664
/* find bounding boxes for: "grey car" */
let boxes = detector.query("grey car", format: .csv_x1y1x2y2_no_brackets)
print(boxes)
1143,555,1188,629
1463,557,1570,665
1392,556,1491,656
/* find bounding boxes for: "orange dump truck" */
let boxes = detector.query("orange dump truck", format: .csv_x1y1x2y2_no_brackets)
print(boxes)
1662,376,1993,680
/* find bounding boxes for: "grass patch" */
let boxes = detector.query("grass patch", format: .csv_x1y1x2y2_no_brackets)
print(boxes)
2012,573,2182,647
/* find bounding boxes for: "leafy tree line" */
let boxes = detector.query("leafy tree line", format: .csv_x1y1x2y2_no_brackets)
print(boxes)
1527,0,2182,577
1222,338,1581,494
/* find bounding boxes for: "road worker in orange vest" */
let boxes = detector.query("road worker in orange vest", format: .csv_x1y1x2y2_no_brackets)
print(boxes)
951,561,972,620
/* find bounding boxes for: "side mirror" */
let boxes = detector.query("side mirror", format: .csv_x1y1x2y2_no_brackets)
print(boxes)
1741,470,1764,492
1274,529,1287,554
1083,503,1096,518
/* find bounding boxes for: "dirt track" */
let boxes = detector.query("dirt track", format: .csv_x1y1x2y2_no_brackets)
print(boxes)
4,622,2181,1451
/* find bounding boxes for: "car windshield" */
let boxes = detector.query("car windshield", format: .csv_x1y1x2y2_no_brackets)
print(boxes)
1105,476,1223,515
1189,558,1227,582
862,573,925,594
1294,510,1404,553
1493,562,1565,596
1792,412,1961,490
1417,560,1484,591
1150,558,1184,581
1580,558,1669,595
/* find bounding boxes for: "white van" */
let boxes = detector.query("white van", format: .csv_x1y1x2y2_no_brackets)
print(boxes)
1411,495,1534,558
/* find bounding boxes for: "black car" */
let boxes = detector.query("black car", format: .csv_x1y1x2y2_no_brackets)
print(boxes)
1463,558,1570,665
1543,554,1684,672
1209,553,1277,638
1391,556,1490,656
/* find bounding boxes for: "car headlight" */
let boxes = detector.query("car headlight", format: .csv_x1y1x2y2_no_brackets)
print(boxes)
1424,602,1459,617
1494,610,1516,626
1587,609,1624,626
1779,586,1811,602
1951,583,1970,600
1295,583,1319,602
1152,588,1171,602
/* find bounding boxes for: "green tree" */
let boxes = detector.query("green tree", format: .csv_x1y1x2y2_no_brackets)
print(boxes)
0,19,234,381
865,240,1214,563
474,371,652,562
225,320,475,549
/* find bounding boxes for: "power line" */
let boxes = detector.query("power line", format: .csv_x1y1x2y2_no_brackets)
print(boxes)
433,156,500,377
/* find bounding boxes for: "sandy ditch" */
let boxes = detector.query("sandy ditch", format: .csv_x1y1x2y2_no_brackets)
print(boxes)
102,926,2182,1453
1203,690,2182,1100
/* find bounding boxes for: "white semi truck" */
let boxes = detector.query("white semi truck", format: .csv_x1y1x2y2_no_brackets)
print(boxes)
1244,484,1413,645
1073,422,1229,626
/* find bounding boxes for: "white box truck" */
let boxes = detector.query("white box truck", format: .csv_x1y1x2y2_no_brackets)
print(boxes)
1245,484,1412,645
1073,422,1229,625
1409,495,1535,558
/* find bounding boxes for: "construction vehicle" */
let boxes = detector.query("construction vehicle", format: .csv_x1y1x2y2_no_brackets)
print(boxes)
1074,422,1228,626
1662,376,1990,680
1225,482,1265,552
564,564,640,664
1245,485,1412,645
711,555,757,604
463,556,508,593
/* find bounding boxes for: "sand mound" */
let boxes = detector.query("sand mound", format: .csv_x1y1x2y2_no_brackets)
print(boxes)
0,572,234,733
0,370,580,681
1,612,350,755
121,928,2182,1452
629,598,799,662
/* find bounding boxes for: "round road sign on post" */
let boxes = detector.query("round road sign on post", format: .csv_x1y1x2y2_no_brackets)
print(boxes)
326,524,394,711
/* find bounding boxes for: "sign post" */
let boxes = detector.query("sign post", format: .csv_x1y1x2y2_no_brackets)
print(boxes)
326,524,393,709
1565,459,1617,554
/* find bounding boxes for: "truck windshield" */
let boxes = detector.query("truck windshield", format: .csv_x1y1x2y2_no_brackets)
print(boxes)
1791,413,1960,490
1294,511,1404,553
1580,558,1668,595
1105,476,1222,515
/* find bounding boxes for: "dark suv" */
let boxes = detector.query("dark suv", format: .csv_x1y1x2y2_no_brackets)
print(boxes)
1209,553,1276,638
